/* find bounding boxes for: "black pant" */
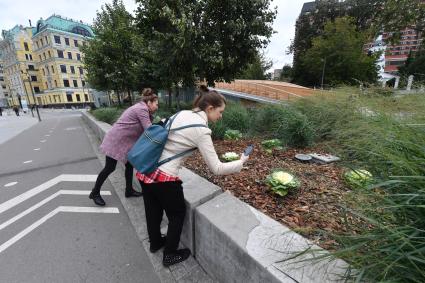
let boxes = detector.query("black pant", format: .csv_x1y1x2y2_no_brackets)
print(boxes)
140,181,186,254
92,156,134,195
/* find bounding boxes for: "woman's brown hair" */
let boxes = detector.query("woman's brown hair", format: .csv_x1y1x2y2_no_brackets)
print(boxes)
193,85,226,111
140,88,158,103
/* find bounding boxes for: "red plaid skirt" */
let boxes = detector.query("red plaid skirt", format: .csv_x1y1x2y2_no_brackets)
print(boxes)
136,169,181,184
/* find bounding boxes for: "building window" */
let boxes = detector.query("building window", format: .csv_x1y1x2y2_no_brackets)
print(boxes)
43,52,46,60
42,68,45,76
51,66,55,73
25,54,29,60
28,65,35,70
36,41,39,49
67,52,72,59
72,27,91,37
60,65,67,73
45,36,48,44
54,80,57,87
54,35,61,44
73,80,78,87
57,50,64,58
41,38,44,46
76,94,81,101
39,55,42,61
48,50,51,58
74,40,79,47
67,94,73,102
31,75,37,82
63,79,70,87
79,67,83,75
70,66,75,74
84,94,88,101
82,80,85,86
29,54,33,60
76,53,81,61
45,82,48,89
34,87,40,93
24,42,29,51
65,38,70,46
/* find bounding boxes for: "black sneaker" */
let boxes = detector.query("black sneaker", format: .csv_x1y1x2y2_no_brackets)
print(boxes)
163,248,191,267
89,191,105,206
125,189,143,198
150,236,166,253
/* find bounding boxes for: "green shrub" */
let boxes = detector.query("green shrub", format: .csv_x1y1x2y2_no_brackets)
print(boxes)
91,107,124,124
210,102,250,139
224,129,242,140
251,105,314,148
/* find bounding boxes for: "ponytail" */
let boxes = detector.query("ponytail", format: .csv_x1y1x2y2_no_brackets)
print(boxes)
193,85,226,111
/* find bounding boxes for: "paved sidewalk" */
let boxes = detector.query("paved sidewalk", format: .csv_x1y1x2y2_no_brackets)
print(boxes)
0,110,39,145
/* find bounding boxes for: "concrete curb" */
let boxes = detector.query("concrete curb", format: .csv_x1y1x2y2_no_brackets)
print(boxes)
81,111,349,283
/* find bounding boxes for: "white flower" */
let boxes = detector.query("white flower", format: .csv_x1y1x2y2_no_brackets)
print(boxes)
222,152,239,161
272,171,294,185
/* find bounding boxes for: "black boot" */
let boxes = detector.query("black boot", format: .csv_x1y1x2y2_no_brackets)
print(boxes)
163,248,191,267
89,191,105,206
125,188,143,198
150,236,166,253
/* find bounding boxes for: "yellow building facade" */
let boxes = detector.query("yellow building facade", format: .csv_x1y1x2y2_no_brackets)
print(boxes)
0,15,95,108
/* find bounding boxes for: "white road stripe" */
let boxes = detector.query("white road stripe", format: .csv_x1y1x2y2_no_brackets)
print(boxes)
4,182,18,187
45,134,50,137
0,174,97,214
0,190,112,231
40,140,46,143
0,206,119,254
33,148,40,151
23,160,33,164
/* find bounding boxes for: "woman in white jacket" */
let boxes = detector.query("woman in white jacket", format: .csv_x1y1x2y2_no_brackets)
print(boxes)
136,85,249,267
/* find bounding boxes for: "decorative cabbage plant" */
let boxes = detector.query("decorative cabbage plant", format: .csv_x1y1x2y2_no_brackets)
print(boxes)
224,129,243,140
266,170,300,197
261,139,284,154
344,169,373,189
221,152,239,162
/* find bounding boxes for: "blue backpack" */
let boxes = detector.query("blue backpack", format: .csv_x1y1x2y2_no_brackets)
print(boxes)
127,111,207,174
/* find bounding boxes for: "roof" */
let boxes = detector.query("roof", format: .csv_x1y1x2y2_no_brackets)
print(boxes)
300,1,317,15
33,14,94,37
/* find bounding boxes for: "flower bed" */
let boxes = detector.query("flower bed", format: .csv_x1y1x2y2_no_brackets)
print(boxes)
184,138,365,250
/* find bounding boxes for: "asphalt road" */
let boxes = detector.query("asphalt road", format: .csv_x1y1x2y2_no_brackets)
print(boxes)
0,110,159,283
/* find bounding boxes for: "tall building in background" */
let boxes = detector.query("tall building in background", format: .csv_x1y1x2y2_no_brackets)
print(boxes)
0,49,9,107
382,27,423,73
0,25,42,107
0,14,95,107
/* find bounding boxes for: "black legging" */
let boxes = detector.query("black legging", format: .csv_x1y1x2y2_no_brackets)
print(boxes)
92,156,134,195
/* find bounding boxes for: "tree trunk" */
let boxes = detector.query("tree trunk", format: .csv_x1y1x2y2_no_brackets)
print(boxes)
175,85,180,111
116,89,122,107
127,88,133,105
168,88,172,109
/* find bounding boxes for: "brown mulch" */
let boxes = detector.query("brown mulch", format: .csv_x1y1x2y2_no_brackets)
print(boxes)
184,138,365,250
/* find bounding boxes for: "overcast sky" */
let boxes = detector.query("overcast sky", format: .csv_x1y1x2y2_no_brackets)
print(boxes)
0,0,307,69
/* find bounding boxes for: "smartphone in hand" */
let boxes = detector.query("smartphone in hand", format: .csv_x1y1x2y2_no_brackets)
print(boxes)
243,144,254,156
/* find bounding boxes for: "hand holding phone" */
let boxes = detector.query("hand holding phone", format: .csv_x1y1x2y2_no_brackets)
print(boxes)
243,144,254,156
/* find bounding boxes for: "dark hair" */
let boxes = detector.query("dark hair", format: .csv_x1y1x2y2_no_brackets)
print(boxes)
193,85,226,111
140,88,158,103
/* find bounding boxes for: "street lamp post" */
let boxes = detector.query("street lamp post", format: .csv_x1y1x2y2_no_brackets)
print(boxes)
21,70,41,122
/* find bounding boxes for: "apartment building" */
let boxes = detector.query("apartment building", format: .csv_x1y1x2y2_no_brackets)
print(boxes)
0,14,95,107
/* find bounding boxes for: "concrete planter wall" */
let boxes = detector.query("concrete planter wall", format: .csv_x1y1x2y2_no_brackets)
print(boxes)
82,111,349,283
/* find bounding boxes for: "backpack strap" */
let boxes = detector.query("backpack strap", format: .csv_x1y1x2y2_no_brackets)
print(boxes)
157,148,197,166
157,123,208,166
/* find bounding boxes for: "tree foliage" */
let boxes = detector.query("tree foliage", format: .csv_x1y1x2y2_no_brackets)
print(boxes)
81,0,140,104
290,0,425,85
237,51,272,80
299,17,379,86
135,0,276,87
